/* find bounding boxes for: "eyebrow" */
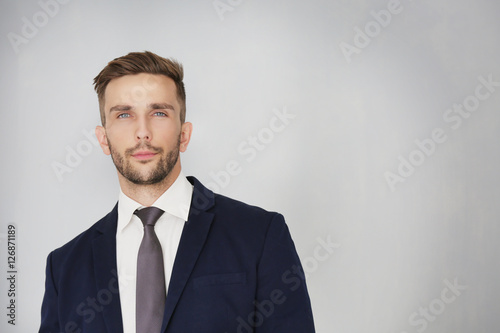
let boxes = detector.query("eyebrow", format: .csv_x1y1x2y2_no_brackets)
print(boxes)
108,103,175,113
109,105,133,113
149,103,175,111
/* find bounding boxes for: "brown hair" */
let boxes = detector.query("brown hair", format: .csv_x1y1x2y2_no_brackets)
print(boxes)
93,51,186,126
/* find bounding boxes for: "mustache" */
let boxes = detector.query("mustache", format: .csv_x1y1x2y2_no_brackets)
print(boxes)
125,142,163,156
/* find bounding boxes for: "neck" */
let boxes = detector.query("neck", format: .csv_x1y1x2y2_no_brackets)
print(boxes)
118,167,181,206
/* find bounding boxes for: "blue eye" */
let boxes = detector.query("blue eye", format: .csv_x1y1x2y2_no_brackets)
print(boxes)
154,111,167,117
117,113,130,118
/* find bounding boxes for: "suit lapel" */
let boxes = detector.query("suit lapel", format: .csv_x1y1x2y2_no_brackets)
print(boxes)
92,204,124,333
161,177,215,331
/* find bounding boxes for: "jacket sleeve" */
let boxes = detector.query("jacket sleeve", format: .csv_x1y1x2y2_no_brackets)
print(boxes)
254,213,316,332
39,252,61,333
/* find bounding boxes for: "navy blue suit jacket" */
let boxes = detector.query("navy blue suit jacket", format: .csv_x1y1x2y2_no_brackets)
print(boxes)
40,177,315,332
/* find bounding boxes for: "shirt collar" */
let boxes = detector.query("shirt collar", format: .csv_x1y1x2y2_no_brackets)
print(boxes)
117,171,193,233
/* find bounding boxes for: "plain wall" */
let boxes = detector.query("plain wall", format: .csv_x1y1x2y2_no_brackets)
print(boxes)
1,0,499,332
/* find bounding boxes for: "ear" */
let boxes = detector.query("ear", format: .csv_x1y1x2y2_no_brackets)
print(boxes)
179,122,193,153
95,126,111,155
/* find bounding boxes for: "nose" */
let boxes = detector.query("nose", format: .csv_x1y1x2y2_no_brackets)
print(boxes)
135,117,152,142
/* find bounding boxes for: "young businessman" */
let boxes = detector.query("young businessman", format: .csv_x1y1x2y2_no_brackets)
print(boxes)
39,51,315,333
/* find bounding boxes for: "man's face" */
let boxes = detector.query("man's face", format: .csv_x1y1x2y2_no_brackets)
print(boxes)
95,73,191,186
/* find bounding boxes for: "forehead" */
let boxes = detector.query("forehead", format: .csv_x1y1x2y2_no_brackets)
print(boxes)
104,73,179,109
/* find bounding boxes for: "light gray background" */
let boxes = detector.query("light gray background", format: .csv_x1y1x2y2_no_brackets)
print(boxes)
1,0,499,332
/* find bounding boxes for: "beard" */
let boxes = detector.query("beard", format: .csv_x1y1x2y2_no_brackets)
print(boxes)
108,135,180,185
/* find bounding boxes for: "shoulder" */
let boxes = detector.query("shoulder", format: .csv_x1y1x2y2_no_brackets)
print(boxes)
48,205,118,264
188,175,285,227
212,192,290,245
189,175,281,217
189,176,288,246
213,192,278,219
187,178,294,270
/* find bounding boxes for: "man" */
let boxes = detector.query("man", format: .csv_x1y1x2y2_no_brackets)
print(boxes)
39,51,315,333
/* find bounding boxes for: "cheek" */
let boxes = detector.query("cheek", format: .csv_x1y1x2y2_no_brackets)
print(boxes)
154,124,181,142
106,131,129,152
107,123,132,141
157,134,180,148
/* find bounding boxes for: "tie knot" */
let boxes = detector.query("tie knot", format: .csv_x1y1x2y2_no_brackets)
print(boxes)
134,207,164,227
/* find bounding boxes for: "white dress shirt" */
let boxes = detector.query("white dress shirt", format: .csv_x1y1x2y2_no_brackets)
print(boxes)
116,172,193,333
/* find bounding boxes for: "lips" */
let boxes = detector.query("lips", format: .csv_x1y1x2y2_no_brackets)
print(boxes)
131,150,157,160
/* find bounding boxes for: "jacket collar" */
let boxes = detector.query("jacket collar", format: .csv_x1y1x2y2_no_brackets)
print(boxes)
161,176,215,331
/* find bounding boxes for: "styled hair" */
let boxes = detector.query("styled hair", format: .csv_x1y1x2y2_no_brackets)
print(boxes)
93,51,186,126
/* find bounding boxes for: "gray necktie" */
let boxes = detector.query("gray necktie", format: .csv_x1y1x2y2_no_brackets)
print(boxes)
134,207,166,333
